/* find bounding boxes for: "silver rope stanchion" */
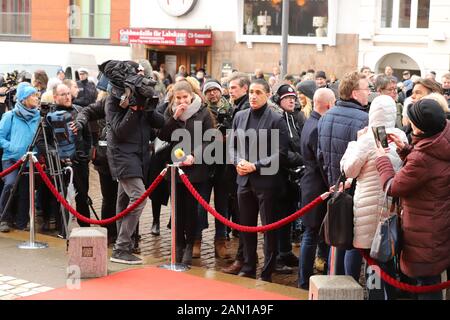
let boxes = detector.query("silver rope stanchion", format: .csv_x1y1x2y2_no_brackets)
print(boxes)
18,152,48,249
159,161,190,272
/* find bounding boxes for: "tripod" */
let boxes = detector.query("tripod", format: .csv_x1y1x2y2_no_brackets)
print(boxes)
1,115,70,239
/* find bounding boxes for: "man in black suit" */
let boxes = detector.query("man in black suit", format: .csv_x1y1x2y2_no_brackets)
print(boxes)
228,79,289,282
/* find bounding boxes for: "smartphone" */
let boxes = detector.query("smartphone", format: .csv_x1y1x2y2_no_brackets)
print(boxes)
374,126,389,148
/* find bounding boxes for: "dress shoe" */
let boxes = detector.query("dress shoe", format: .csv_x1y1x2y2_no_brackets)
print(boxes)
258,276,272,283
221,260,243,275
192,240,201,258
238,271,256,279
214,239,231,259
279,252,299,267
274,263,293,274
151,221,160,236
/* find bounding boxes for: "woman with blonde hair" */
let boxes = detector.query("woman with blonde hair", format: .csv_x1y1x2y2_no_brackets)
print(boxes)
296,80,317,119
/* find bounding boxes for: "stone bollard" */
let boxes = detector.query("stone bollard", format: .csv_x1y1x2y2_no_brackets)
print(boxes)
68,227,108,278
309,275,364,300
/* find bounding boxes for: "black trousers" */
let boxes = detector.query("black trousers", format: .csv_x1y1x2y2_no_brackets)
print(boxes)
237,182,277,280
72,160,90,227
98,170,118,240
175,183,200,249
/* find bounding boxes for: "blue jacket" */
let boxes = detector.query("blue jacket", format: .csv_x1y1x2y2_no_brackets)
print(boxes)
0,103,40,162
317,100,369,187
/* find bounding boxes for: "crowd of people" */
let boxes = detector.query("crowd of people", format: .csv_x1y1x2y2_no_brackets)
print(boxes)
0,61,448,300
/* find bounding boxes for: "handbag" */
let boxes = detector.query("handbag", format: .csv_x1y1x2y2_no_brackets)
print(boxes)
370,179,400,263
91,140,108,167
320,173,355,250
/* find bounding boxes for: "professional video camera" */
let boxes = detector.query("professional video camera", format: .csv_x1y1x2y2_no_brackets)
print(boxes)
0,71,20,112
99,60,158,110
216,107,233,134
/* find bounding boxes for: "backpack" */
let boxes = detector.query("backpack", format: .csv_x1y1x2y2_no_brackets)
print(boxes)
46,110,76,159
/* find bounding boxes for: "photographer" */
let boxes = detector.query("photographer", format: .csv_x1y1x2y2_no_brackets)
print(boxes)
37,83,92,238
0,83,40,232
104,60,165,265
272,84,304,274
193,80,232,259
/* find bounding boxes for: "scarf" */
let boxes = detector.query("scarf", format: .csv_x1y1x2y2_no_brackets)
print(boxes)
15,101,39,122
172,94,202,122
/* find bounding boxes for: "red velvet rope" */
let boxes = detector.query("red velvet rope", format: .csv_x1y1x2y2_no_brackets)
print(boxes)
35,162,166,225
0,159,24,178
359,250,450,293
179,171,327,233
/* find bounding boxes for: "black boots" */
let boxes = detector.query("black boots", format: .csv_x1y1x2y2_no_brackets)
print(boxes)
151,219,160,236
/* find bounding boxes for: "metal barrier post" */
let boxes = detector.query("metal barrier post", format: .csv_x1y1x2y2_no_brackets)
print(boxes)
159,165,190,272
18,152,48,249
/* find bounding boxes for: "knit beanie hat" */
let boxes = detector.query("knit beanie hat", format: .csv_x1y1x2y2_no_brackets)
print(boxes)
407,99,446,138
16,82,37,102
296,80,317,101
202,80,222,95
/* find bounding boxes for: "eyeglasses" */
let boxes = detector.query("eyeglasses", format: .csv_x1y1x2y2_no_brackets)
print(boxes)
382,88,397,93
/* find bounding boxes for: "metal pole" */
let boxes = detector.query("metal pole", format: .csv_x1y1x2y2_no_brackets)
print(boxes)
18,153,48,249
280,0,290,79
159,165,189,272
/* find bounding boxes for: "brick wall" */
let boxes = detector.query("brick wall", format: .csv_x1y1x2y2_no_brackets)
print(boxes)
211,32,359,80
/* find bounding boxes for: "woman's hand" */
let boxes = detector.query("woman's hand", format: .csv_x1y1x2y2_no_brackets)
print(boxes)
387,133,406,150
173,104,188,120
375,143,390,158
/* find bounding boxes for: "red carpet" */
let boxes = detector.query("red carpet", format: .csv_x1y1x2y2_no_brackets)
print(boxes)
24,267,295,300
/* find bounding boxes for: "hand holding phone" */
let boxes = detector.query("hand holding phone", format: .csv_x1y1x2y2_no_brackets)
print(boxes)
372,126,389,148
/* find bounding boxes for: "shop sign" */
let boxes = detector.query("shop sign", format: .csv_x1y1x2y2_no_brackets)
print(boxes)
120,28,212,47
157,0,198,17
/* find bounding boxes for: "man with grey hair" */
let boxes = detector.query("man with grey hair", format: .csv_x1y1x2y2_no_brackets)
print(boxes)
298,88,335,288
375,75,403,128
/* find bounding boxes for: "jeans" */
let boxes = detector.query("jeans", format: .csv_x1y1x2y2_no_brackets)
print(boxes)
329,248,363,282
0,160,29,229
416,275,443,300
195,176,228,241
298,226,330,288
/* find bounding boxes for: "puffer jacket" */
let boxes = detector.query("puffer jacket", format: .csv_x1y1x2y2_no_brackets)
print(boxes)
376,120,450,278
318,99,369,187
340,95,407,249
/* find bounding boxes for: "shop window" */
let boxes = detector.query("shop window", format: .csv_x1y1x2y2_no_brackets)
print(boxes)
0,0,30,36
69,0,111,39
243,0,328,37
380,0,429,29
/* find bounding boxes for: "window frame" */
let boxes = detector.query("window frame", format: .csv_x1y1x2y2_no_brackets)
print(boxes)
0,0,31,37
377,0,430,35
236,0,337,46
69,0,111,40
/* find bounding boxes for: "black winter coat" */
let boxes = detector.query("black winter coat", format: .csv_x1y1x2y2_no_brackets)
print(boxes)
74,79,98,107
106,95,165,182
158,104,214,184
300,111,328,229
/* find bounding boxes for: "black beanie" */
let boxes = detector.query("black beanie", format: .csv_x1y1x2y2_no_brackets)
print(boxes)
407,99,446,138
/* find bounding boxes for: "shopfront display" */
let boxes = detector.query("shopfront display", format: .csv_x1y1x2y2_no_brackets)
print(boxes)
243,0,328,37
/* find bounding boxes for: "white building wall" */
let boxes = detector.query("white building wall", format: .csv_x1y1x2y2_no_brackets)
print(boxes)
358,0,450,78
131,0,359,35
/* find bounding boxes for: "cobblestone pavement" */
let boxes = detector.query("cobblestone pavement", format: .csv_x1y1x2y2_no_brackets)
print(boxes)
0,275,53,300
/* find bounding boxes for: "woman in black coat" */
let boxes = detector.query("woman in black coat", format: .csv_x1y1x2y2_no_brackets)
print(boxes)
158,80,215,265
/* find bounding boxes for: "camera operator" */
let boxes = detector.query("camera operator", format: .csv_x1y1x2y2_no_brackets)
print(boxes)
37,83,92,238
0,82,40,232
105,60,165,265
193,80,232,259
272,84,304,274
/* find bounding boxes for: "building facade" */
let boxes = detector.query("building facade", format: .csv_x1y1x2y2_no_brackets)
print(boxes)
128,0,360,80
358,0,450,80
0,0,131,78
